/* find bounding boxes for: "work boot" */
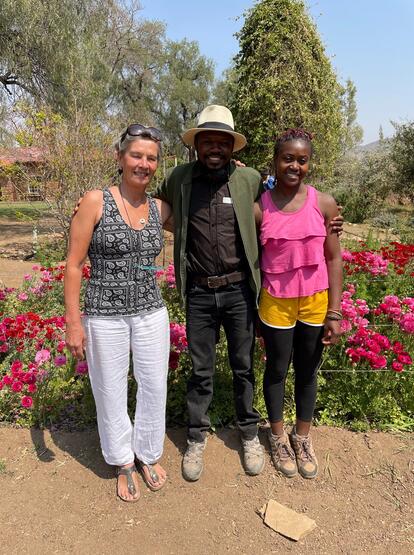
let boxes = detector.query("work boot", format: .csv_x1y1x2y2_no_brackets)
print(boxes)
182,438,207,481
289,428,318,479
268,431,297,478
241,435,265,475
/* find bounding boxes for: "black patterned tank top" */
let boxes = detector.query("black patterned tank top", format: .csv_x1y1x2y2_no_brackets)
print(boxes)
84,188,165,317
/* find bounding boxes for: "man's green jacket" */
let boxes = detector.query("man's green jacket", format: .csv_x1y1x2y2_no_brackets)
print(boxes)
153,161,262,306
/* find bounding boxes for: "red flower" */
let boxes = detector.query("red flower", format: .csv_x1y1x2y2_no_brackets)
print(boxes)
21,396,33,408
397,353,412,366
11,381,23,392
392,361,404,373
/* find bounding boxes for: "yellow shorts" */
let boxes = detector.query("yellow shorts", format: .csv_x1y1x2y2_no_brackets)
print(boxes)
258,288,328,328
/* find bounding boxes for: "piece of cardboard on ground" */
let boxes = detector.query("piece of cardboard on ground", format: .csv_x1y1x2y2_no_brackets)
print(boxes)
259,499,317,541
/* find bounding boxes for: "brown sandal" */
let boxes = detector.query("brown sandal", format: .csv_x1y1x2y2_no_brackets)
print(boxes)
116,464,140,502
137,460,167,492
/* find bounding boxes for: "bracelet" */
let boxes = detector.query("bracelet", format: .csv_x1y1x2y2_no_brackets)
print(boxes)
327,309,343,317
325,314,342,321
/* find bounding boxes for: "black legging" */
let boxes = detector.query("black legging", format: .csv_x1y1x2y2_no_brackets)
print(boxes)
261,320,324,423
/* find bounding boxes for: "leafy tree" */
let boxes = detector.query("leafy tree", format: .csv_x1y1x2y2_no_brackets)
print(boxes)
390,121,414,201
340,79,363,153
151,39,215,157
14,105,115,241
212,67,238,106
322,150,392,223
0,0,166,122
230,0,344,176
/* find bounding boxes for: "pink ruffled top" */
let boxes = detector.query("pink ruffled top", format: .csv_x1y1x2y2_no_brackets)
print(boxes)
260,185,328,298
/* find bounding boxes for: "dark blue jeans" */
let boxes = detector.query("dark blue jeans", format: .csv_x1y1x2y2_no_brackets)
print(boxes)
186,280,260,442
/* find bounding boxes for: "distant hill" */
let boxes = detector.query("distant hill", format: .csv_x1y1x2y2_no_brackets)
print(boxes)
357,140,381,152
352,139,391,157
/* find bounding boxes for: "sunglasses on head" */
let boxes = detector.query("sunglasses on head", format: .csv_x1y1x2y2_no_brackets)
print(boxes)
121,124,162,143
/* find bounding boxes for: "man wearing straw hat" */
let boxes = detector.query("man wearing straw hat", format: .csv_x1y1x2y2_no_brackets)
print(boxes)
155,105,265,481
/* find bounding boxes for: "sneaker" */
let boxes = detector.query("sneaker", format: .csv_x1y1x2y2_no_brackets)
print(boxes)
182,438,207,481
242,435,265,476
289,429,318,479
268,431,297,478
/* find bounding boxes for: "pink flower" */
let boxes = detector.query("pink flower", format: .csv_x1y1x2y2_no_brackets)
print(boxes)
75,360,88,374
35,349,51,364
23,274,32,280
340,319,352,333
21,396,33,408
18,292,28,301
383,295,400,307
342,250,354,262
3,375,12,385
27,383,37,393
400,313,414,334
54,355,67,367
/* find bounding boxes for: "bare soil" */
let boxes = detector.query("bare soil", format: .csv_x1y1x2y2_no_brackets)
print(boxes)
0,426,413,554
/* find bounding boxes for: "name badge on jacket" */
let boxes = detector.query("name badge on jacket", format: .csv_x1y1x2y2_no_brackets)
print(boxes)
223,197,233,204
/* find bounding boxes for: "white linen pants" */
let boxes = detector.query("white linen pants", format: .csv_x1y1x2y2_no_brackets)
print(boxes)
83,307,169,466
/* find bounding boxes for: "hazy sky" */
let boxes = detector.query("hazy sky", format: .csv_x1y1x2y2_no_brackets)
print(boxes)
140,0,414,144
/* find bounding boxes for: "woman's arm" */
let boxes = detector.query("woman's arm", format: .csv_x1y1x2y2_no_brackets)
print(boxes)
320,193,343,346
64,190,102,359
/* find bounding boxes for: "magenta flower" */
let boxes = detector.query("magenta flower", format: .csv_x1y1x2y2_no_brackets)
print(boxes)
27,383,37,393
75,360,88,374
54,355,67,367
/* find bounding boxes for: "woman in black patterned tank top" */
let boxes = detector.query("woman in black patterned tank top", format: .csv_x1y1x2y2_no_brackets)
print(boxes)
65,125,173,502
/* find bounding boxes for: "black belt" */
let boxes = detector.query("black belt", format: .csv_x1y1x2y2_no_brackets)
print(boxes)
191,271,246,289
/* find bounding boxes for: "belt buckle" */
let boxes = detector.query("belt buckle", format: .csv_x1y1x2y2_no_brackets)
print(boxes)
207,275,223,288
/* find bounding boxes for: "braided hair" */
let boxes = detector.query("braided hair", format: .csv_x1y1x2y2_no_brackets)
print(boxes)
273,128,314,158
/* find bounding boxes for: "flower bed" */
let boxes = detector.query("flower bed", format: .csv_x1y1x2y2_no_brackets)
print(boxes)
0,241,413,430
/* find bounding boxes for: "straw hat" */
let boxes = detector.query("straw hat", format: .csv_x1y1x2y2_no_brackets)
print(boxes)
181,105,247,152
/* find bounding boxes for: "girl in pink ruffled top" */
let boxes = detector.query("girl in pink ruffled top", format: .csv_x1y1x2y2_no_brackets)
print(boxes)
254,129,343,480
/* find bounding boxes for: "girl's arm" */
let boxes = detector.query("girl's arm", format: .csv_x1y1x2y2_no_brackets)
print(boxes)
319,192,343,345
64,190,102,359
254,201,262,230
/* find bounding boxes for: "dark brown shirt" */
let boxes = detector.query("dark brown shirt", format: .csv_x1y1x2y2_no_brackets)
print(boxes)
186,163,248,277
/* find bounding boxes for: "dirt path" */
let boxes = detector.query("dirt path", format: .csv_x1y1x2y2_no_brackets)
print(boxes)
0,426,413,554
